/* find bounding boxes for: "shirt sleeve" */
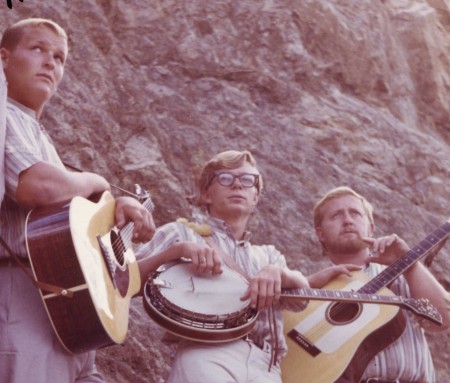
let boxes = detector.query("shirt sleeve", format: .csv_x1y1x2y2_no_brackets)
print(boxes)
135,221,203,260
262,244,308,311
0,66,6,206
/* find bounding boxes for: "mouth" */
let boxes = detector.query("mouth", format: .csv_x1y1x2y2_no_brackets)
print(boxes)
228,195,246,201
37,73,53,83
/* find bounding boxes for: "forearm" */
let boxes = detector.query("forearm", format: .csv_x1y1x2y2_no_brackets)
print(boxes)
16,162,110,208
281,268,310,289
404,262,450,331
137,242,186,287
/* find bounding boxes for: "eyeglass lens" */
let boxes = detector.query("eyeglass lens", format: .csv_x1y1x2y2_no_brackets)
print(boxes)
216,173,258,188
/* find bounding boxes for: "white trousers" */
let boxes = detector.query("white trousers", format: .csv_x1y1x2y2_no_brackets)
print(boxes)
0,265,104,383
168,339,282,383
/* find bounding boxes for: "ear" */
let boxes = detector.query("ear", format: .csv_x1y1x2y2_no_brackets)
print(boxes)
1,48,9,70
315,226,324,242
368,222,375,237
201,190,212,206
252,189,260,207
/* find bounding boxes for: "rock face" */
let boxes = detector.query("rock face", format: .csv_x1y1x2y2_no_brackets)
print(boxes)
2,0,450,381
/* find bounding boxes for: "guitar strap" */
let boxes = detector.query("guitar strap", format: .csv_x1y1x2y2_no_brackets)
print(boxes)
203,235,281,370
203,236,250,282
0,235,74,298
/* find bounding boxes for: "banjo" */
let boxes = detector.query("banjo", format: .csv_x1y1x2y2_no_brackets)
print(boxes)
143,261,442,343
143,261,258,342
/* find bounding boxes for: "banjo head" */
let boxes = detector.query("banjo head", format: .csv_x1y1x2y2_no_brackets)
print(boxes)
143,261,258,342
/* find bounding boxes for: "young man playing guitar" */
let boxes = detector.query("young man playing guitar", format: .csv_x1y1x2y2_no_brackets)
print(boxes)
311,186,449,382
0,18,155,382
137,150,358,383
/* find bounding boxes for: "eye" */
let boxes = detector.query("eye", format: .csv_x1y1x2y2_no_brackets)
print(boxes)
217,173,234,185
350,210,363,219
240,175,256,187
54,54,64,64
32,46,42,53
331,212,343,220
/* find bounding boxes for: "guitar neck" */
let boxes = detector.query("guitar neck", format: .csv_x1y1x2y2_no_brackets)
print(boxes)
359,221,450,294
120,197,155,245
281,287,405,307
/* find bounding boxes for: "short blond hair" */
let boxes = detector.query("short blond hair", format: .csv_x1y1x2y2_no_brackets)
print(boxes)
197,150,262,208
1,18,67,51
313,186,374,227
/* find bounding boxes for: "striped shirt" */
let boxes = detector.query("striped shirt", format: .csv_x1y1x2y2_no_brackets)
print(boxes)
136,216,307,358
362,262,435,382
0,67,6,205
0,99,63,259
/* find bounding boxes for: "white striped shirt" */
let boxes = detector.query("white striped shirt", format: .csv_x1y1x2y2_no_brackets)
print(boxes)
136,216,307,358
0,99,63,259
0,67,6,205
362,263,435,382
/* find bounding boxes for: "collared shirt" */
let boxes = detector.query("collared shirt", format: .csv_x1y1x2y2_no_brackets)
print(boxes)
137,216,307,358
0,66,6,206
362,262,435,382
0,99,63,259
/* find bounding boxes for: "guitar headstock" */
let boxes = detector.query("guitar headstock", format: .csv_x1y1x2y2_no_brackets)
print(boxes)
134,184,155,211
403,298,443,325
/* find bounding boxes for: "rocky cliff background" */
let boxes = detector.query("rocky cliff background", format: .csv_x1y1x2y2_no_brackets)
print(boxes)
2,0,450,382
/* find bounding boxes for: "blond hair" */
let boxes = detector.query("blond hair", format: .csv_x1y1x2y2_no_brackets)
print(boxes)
313,186,374,228
1,18,67,50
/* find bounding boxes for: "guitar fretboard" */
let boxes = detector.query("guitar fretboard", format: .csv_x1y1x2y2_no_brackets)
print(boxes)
281,287,405,306
359,221,450,294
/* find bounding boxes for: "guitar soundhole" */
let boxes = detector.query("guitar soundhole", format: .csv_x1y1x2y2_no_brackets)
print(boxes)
326,302,362,325
110,231,126,267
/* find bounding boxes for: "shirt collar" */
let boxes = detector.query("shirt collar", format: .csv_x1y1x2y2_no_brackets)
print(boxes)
205,215,252,245
8,98,37,119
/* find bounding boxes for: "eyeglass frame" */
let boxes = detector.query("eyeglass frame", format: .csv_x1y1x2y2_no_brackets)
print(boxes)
210,172,260,190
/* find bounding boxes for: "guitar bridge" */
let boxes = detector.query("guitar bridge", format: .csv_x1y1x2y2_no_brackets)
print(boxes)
287,328,321,357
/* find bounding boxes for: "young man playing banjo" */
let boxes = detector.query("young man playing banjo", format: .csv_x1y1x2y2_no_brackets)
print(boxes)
137,150,357,383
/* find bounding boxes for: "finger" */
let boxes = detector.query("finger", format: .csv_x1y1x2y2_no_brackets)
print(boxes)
361,237,374,245
212,252,223,275
273,279,281,301
258,280,270,310
249,281,259,309
240,287,251,302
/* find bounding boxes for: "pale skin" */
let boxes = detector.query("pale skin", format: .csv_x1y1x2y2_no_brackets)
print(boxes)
315,194,450,331
1,25,155,242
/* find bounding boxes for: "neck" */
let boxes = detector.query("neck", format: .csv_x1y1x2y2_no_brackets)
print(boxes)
327,248,369,266
212,213,249,240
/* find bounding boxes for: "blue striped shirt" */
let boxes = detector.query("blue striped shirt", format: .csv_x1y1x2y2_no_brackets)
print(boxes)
0,99,63,259
362,263,435,382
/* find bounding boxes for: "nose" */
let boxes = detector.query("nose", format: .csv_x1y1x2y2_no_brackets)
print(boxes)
42,53,56,69
230,177,244,189
341,211,354,223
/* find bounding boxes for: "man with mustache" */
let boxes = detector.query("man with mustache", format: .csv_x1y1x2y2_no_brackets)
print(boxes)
0,18,155,382
312,186,449,383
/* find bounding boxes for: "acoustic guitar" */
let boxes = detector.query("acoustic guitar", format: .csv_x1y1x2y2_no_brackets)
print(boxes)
282,219,450,383
25,191,153,354
143,261,441,343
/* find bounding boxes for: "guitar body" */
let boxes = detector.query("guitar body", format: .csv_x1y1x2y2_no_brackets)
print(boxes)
25,192,141,354
282,271,406,383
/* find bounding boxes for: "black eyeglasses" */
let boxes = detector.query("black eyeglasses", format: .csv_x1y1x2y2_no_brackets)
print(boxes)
213,172,259,188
